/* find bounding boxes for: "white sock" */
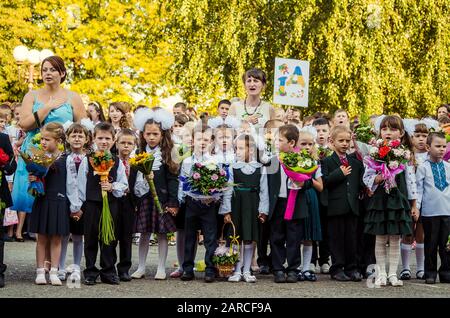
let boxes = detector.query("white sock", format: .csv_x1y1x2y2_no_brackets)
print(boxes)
388,235,401,277
138,233,151,272
176,230,185,272
72,235,83,267
375,235,387,276
157,234,168,274
302,245,313,272
233,244,243,274
415,243,425,272
401,243,412,270
59,235,70,270
243,244,254,274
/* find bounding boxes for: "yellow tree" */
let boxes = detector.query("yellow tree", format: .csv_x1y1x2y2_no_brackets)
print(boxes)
2,0,173,110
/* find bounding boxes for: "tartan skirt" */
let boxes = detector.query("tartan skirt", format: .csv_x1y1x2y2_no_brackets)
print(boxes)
134,196,176,234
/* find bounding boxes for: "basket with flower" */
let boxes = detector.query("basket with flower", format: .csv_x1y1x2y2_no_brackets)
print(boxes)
129,152,163,214
213,221,240,278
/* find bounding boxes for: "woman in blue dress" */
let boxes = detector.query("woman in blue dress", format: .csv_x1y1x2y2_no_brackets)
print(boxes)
12,56,86,241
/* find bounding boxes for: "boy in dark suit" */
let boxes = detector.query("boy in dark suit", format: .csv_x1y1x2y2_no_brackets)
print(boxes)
268,124,308,283
322,125,364,281
0,132,17,287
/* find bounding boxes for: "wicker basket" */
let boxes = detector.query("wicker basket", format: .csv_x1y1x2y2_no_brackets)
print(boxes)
215,221,239,279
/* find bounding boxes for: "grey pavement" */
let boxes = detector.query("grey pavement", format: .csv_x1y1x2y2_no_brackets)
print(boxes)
1,240,449,298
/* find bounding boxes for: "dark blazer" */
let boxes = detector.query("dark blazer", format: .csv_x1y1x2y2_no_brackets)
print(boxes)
267,157,312,221
321,152,364,216
0,132,17,208
133,150,179,209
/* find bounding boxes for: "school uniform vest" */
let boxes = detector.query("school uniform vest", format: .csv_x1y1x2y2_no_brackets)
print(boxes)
86,156,120,202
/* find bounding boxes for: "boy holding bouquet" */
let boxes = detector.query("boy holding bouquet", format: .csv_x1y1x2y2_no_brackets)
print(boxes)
321,125,364,281
268,124,313,283
179,124,232,283
77,122,128,285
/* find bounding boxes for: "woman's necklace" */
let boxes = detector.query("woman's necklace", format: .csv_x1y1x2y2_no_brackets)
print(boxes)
243,98,262,116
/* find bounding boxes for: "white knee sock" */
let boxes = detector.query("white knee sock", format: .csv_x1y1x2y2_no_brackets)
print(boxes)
176,230,185,271
388,236,401,277
302,245,313,272
72,235,83,267
415,243,425,272
375,235,387,276
138,233,151,271
59,235,70,270
233,244,243,274
243,244,254,274
157,234,168,274
401,243,412,270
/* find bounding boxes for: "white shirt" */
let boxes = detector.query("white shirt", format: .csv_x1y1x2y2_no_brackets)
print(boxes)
134,146,164,198
232,161,269,215
178,153,232,214
363,161,417,200
415,152,428,168
77,156,129,203
416,160,450,217
66,153,86,213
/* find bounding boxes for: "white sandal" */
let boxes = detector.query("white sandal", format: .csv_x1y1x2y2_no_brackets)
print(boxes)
374,273,387,287
131,269,146,279
388,274,403,287
49,268,62,286
35,268,47,285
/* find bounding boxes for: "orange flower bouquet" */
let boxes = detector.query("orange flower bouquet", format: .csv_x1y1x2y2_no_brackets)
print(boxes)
89,151,116,245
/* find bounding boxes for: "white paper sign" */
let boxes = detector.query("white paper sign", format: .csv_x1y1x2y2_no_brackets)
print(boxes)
273,57,309,107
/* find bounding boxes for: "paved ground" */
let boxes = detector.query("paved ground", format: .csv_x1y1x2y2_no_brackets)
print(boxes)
1,240,449,298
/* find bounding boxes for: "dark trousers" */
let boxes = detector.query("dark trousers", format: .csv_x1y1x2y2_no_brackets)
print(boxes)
270,198,303,273
328,214,358,276
83,201,119,280
422,216,450,282
116,197,135,275
257,220,272,268
183,197,218,276
312,204,330,266
0,210,5,273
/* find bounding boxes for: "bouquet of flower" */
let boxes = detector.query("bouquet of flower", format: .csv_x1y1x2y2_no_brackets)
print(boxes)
176,143,191,162
89,151,116,245
446,234,450,252
317,145,333,160
365,139,411,193
354,124,376,144
213,221,240,278
180,161,231,201
279,149,318,220
20,147,59,197
0,148,10,209
129,152,163,214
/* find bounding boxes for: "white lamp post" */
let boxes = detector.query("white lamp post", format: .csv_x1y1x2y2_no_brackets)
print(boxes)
13,45,54,91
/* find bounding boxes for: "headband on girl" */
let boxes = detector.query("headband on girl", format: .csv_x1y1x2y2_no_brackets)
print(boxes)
133,107,174,131
62,118,95,133
299,125,318,140
207,116,241,130
403,118,439,136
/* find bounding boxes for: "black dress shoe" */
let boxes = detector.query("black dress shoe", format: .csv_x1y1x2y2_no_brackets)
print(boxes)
286,271,297,283
425,277,436,284
84,277,97,285
0,274,5,288
181,271,195,281
101,276,120,285
331,272,351,281
204,274,215,283
350,272,362,282
259,265,270,275
297,272,305,281
119,273,132,282
273,271,286,283
302,270,317,282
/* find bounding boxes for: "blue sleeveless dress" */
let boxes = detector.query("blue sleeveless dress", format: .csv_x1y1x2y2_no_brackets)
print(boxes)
11,91,74,213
